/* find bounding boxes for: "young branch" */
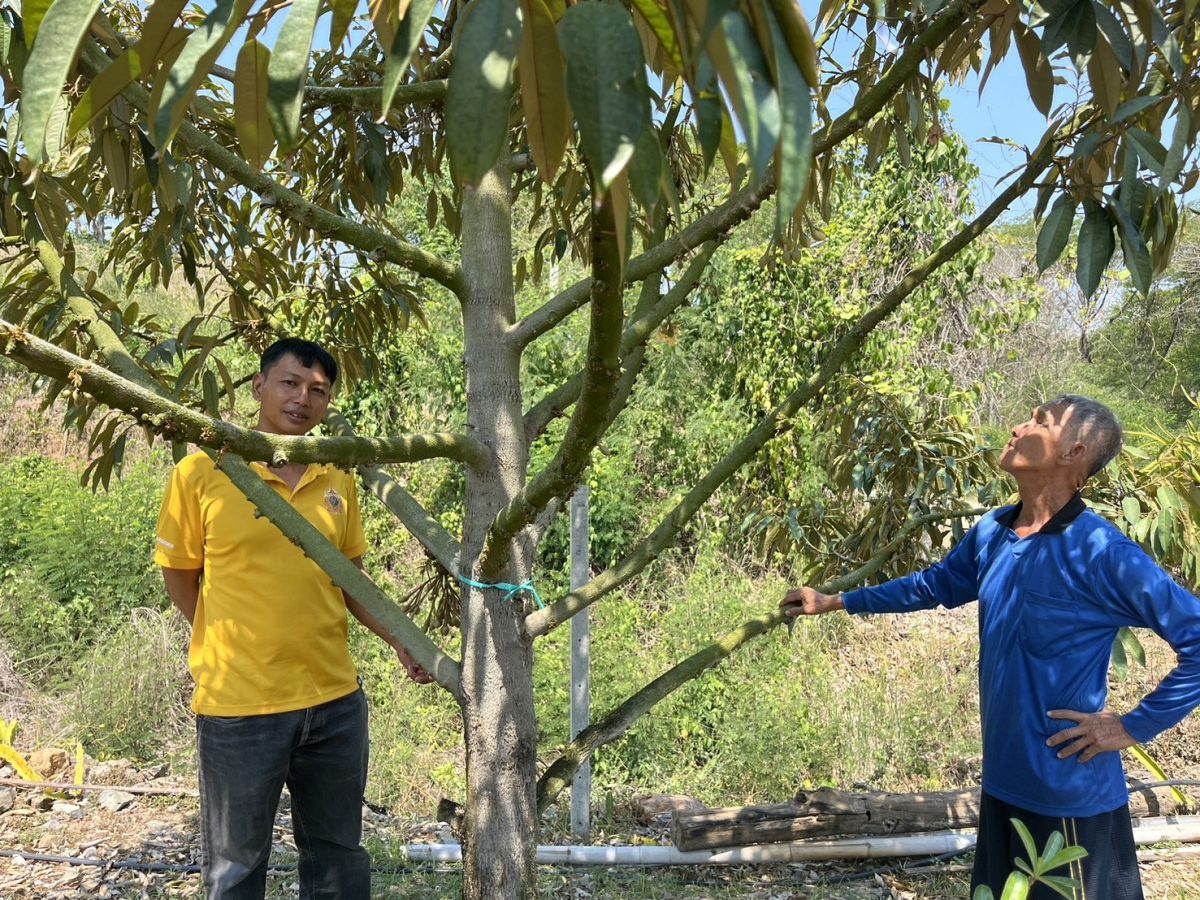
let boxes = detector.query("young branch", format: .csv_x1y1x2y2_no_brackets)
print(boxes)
523,242,717,443
478,190,626,578
75,43,465,298
303,80,448,112
534,506,990,810
0,322,488,467
325,408,464,574
509,0,981,350
525,136,1059,639
214,453,462,698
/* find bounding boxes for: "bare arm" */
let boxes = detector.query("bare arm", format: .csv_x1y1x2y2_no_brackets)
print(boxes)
780,586,845,617
345,557,433,684
161,567,203,625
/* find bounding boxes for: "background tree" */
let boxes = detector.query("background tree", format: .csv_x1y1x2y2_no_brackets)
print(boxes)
0,0,1197,895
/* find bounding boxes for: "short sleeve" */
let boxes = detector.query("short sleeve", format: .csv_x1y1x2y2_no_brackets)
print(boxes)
154,460,206,569
340,472,368,560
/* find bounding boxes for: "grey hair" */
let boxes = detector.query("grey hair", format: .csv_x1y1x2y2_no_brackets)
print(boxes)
1050,394,1124,479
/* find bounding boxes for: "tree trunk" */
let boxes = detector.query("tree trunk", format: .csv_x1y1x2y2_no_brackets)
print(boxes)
672,785,1189,851
458,165,539,899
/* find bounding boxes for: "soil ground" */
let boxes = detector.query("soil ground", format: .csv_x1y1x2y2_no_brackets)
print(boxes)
1,775,1199,899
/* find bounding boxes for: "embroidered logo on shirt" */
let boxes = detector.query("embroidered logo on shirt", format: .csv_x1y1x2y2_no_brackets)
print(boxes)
156,537,175,550
324,489,344,515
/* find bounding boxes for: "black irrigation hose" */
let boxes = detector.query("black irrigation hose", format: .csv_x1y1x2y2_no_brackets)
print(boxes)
2,781,1196,881
0,849,426,877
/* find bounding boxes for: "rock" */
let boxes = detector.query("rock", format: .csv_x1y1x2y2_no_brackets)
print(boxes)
28,747,70,780
97,790,136,813
633,794,706,824
51,801,84,819
0,788,13,813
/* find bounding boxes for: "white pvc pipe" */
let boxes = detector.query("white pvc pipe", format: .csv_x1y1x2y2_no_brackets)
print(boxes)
392,816,1200,867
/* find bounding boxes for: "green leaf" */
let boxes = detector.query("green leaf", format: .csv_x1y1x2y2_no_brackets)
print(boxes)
68,16,189,139
379,0,437,121
1038,874,1085,899
1071,131,1105,159
152,0,251,149
1014,22,1054,117
764,2,812,234
1092,0,1131,71
18,0,103,163
1076,199,1114,298
1036,195,1075,272
1163,102,1189,186
628,123,661,212
266,0,321,153
1043,846,1088,870
518,0,570,183
694,55,722,172
629,0,683,71
234,38,274,170
1111,635,1129,680
1064,0,1097,69
1122,495,1142,526
1010,817,1038,865
1037,830,1065,868
559,2,648,191
1125,127,1167,177
329,0,357,49
445,0,523,185
1119,626,1146,667
21,0,52,48
1111,94,1164,123
998,870,1030,900
718,9,781,185
1107,194,1151,294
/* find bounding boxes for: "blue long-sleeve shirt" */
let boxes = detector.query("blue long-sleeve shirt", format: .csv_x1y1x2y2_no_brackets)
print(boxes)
843,496,1200,817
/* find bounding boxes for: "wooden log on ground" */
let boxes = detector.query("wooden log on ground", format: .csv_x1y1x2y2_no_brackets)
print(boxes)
672,784,1190,851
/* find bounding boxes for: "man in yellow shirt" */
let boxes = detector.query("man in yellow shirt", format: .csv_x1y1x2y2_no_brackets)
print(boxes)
155,338,429,899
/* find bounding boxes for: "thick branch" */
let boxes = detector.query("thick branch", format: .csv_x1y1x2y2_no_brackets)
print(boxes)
523,242,717,443
325,408,464,573
304,80,448,112
479,191,626,577
75,44,465,298
214,453,462,697
0,322,487,467
510,0,981,350
525,137,1058,639
534,507,989,810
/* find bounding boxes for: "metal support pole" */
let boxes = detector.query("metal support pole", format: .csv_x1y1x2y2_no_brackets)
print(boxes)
569,485,591,837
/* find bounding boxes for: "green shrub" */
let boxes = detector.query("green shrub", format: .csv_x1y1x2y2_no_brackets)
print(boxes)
0,455,170,683
67,607,193,763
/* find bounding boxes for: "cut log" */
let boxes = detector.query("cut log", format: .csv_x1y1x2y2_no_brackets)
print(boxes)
671,784,1190,851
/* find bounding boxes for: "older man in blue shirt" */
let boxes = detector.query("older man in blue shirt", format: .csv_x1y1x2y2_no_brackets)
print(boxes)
783,395,1200,899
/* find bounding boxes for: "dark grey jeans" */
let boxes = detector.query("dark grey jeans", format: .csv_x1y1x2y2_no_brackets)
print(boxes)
196,689,371,900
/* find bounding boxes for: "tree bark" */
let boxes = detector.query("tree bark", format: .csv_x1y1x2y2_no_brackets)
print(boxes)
458,165,539,899
672,785,1190,851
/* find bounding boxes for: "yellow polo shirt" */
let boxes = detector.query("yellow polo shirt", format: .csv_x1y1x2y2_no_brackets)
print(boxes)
153,452,368,716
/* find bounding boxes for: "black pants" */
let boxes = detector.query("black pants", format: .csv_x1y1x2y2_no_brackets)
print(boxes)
971,791,1143,900
197,689,371,900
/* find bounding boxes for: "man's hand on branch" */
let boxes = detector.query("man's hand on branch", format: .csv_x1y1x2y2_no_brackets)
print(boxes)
780,586,845,618
398,646,434,685
1045,708,1137,762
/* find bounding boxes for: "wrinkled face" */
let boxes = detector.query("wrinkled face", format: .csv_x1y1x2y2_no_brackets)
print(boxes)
999,402,1079,476
252,353,332,436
